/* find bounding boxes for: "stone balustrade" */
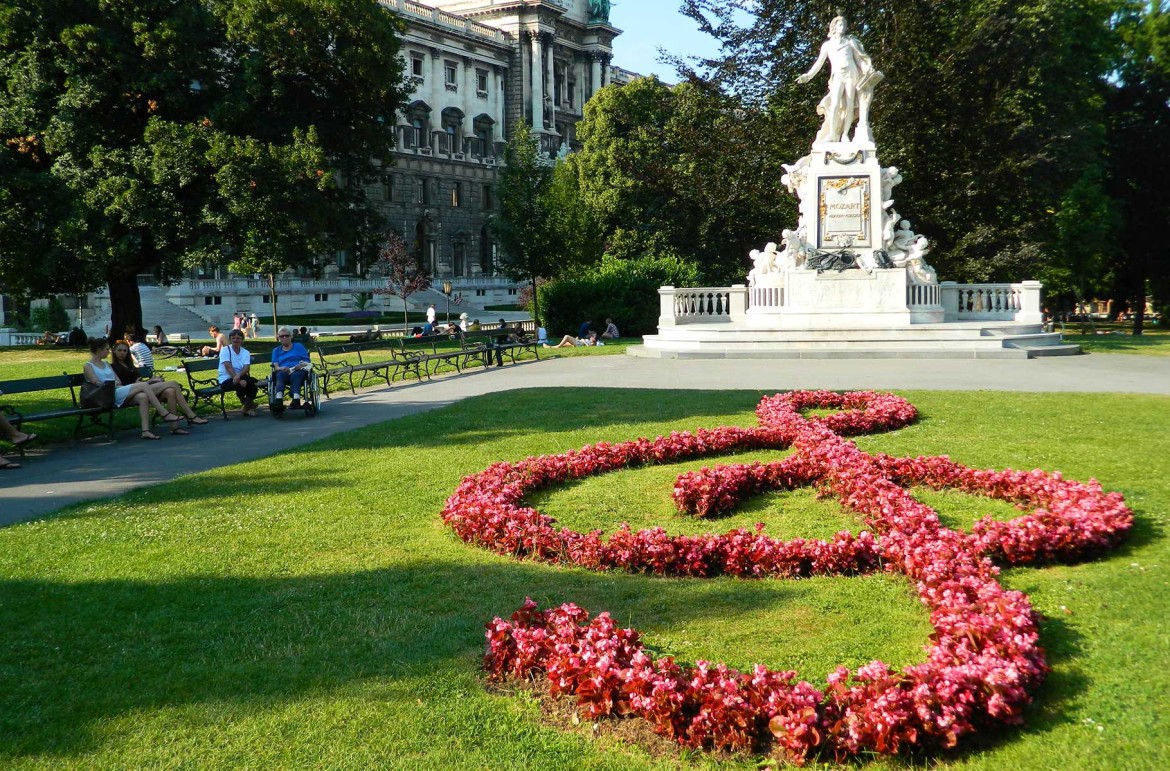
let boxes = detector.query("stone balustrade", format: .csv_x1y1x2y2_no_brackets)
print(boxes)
659,280,1042,326
939,281,1042,323
658,287,744,327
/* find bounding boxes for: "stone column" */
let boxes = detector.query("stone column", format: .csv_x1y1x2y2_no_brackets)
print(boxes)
529,32,543,131
590,53,602,98
543,33,555,129
430,49,443,151
601,54,611,88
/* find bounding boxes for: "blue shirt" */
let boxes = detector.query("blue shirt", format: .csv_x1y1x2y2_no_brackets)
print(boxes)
578,322,591,338
271,343,310,370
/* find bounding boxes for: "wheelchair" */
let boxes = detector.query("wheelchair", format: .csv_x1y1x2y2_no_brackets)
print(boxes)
268,366,321,418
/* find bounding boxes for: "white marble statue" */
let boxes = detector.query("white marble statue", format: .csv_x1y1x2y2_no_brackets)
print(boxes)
778,228,810,270
904,236,938,285
781,155,812,195
880,165,902,208
747,241,780,286
887,218,917,264
796,16,884,145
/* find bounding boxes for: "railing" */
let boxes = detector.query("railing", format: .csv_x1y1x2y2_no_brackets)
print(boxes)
384,0,508,44
659,280,1042,326
658,286,744,326
939,281,1042,323
906,283,940,308
185,277,388,294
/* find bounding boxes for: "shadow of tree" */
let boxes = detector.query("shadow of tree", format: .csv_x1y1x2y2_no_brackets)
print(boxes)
0,558,824,758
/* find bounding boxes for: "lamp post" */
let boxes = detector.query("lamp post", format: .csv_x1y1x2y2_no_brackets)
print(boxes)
442,279,452,325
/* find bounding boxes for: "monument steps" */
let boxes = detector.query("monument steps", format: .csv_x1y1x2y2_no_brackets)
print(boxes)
634,322,1079,359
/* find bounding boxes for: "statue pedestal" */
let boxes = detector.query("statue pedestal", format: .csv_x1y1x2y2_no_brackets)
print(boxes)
746,268,943,329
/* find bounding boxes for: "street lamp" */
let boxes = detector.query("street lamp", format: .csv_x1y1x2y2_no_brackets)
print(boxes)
442,279,452,325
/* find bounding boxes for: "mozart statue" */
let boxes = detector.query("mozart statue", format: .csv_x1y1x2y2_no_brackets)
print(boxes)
796,16,883,145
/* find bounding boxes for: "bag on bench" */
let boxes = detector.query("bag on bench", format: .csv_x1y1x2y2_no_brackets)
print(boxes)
80,380,115,410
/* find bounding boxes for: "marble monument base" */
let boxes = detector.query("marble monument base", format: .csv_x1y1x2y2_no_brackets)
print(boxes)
746,269,943,329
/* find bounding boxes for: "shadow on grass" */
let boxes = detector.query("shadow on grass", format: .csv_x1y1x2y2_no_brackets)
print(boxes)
0,558,816,760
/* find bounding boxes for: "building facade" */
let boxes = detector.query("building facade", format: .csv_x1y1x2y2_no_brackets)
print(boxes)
93,0,628,327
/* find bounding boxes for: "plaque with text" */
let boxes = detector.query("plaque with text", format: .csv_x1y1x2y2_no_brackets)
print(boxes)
817,176,872,248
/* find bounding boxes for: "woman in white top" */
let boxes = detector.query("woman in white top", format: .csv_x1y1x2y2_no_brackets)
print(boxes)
83,337,182,440
219,329,259,416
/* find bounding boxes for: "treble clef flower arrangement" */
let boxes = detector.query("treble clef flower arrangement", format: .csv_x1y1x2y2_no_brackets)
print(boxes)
441,391,1132,764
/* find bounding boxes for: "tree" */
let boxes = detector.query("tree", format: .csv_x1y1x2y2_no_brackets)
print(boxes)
490,123,560,324
1106,1,1170,333
0,0,408,337
573,77,792,283
373,232,430,333
675,0,1117,284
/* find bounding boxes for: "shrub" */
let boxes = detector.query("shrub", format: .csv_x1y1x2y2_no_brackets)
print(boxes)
537,254,699,337
29,296,70,333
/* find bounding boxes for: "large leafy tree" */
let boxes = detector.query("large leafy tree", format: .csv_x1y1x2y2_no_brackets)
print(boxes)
490,123,561,324
676,0,1117,284
0,0,407,337
573,77,791,284
1106,1,1170,333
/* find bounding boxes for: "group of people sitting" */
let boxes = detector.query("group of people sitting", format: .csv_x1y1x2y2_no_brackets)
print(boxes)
546,318,620,349
82,334,210,441
213,326,313,417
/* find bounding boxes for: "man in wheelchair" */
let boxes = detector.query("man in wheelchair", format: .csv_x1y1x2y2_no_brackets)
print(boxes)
270,326,316,417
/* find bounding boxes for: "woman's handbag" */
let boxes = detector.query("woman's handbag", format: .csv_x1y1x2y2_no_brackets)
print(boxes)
79,380,116,410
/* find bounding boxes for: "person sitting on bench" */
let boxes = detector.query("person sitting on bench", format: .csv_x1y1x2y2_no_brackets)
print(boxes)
270,326,312,412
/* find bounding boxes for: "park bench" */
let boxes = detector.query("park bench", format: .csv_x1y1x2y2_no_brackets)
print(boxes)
151,334,196,359
315,340,415,396
461,324,540,366
0,366,154,450
397,333,482,378
181,352,272,419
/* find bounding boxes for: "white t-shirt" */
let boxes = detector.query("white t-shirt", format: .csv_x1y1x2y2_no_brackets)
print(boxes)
426,306,436,324
218,346,251,382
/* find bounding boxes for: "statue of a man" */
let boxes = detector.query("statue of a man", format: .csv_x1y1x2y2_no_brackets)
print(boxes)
796,16,883,145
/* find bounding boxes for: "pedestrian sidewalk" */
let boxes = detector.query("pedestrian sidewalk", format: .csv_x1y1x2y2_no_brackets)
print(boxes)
3,353,1168,527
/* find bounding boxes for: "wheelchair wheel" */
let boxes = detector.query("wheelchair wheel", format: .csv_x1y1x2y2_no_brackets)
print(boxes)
304,370,321,417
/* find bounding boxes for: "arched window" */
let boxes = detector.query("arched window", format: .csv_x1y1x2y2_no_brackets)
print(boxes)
405,100,431,148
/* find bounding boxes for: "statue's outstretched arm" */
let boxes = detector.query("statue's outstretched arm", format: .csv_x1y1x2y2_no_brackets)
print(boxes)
796,43,828,84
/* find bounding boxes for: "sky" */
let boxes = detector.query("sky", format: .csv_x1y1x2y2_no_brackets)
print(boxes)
607,2,725,82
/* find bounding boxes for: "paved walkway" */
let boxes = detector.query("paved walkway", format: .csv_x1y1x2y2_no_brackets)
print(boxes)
3,353,1168,527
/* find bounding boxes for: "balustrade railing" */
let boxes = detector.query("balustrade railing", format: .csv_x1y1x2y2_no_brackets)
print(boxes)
660,280,1042,326
906,283,940,308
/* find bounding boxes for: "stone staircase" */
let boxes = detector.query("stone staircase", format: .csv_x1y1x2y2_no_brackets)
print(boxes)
633,321,1082,359
138,285,214,335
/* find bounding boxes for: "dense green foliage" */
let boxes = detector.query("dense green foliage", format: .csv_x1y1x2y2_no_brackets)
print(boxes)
490,123,560,324
574,77,791,285
0,0,408,337
0,388,1167,768
1106,1,1170,329
537,254,699,337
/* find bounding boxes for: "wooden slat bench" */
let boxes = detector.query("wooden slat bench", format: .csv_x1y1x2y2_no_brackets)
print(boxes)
315,340,415,396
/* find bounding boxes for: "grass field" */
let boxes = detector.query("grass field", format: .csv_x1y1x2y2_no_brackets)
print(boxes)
1059,324,1170,356
0,388,1166,769
0,341,634,450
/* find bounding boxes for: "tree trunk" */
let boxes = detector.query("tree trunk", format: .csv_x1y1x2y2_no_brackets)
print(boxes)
106,271,144,342
529,274,541,326
402,293,409,334
267,273,278,340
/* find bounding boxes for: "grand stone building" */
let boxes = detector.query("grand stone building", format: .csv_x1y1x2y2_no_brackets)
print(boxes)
121,0,628,326
371,0,621,303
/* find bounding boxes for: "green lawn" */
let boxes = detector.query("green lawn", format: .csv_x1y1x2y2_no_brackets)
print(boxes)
0,341,633,450
1060,324,1170,356
0,388,1166,769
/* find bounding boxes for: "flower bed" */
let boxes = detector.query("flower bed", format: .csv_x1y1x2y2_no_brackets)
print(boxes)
444,391,1133,763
